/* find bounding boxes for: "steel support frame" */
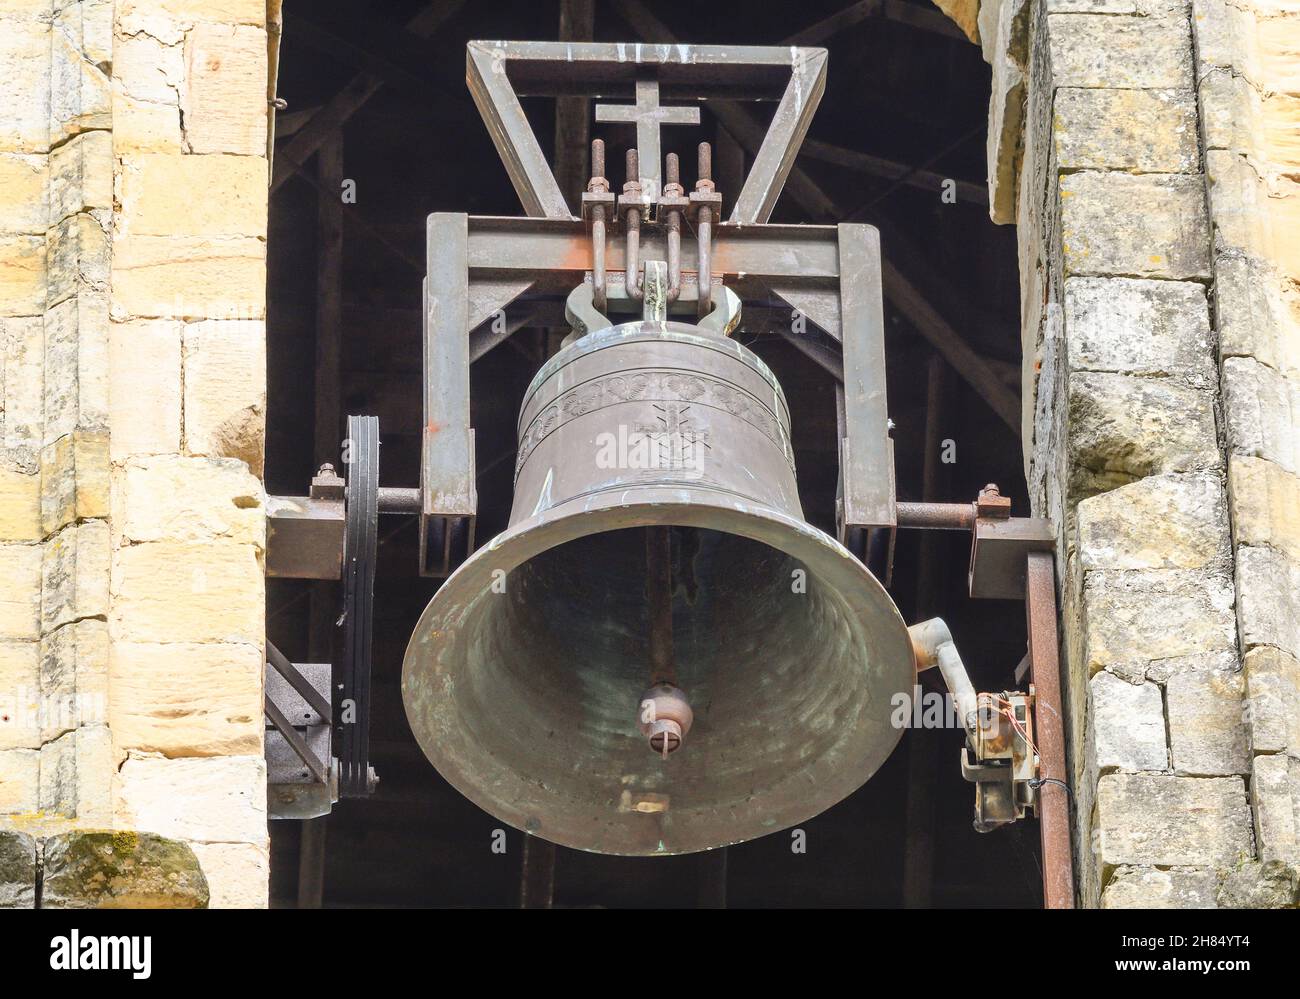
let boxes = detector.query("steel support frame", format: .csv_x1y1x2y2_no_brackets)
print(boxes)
420,212,897,573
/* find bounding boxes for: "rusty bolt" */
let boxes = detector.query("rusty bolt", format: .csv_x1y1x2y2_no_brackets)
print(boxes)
976,483,1011,519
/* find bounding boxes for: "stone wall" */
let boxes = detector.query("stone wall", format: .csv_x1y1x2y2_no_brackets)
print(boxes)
0,0,273,908
966,0,1300,906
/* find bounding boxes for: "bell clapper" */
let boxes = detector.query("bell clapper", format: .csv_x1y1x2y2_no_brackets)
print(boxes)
640,526,693,758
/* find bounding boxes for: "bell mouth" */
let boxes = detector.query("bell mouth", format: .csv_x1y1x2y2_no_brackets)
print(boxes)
401,488,914,856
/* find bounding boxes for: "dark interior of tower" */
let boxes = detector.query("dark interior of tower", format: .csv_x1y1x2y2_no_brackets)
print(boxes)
264,0,1040,908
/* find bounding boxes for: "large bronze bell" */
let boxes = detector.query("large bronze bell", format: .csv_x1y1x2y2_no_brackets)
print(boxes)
401,319,915,855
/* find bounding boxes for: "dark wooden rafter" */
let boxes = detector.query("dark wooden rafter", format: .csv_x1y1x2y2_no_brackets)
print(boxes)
785,0,967,45
271,1,465,193
612,0,1020,435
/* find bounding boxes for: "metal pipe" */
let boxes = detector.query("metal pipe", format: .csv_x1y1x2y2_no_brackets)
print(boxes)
589,138,608,313
624,148,643,301
696,142,713,319
908,618,977,735
376,486,421,514
895,501,976,532
1026,552,1075,908
664,152,683,303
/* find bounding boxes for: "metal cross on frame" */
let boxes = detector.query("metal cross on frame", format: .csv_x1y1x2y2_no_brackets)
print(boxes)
595,79,700,198
423,41,891,577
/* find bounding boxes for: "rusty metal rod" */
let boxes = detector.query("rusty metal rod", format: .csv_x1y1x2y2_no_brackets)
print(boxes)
1026,550,1075,909
664,152,683,302
696,142,713,319
376,486,421,514
589,139,609,313
646,525,675,685
624,148,643,301
894,501,976,531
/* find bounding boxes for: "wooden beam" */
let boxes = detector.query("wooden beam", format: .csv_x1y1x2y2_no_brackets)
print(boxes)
784,0,967,45
297,816,327,908
271,1,465,193
901,353,946,908
800,136,987,206
518,837,556,908
613,0,1021,435
554,0,596,213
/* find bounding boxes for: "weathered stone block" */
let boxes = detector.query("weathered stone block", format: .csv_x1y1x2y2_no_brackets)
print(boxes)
1217,860,1299,908
114,754,267,845
1082,567,1237,672
1077,473,1227,571
1244,645,1300,755
0,22,51,153
1222,356,1300,475
48,1,112,145
182,320,266,475
43,291,109,445
1166,669,1249,776
1228,455,1300,563
0,747,38,813
111,91,185,154
115,454,264,547
0,153,47,234
189,840,268,909
46,213,110,310
41,830,209,908
40,431,109,536
1054,88,1198,173
38,727,77,815
0,465,40,541
110,641,262,757
0,830,36,908
1068,372,1220,492
1095,774,1254,871
0,543,41,639
181,23,268,155
1213,254,1300,378
73,722,112,823
117,153,268,238
1060,172,1211,280
0,640,39,750
1089,671,1168,770
1206,148,1300,282
4,314,44,447
1251,754,1299,867
1046,11,1194,89
111,236,265,320
1064,275,1213,386
40,518,108,633
109,540,262,645
39,617,108,741
107,318,181,460
48,129,112,226
1236,544,1300,658
112,31,185,107
118,0,266,38
1101,865,1216,908
0,235,46,316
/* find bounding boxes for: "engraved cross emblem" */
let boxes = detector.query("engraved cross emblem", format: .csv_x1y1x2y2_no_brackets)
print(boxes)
636,402,711,471
595,79,700,198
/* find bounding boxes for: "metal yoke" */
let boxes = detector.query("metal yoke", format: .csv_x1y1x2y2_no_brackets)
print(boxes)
418,41,896,576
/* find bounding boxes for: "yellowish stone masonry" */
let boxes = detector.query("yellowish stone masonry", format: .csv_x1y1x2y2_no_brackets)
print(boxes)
0,0,277,908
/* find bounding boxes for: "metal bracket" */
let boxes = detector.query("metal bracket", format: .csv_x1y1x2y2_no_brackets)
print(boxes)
265,643,337,820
